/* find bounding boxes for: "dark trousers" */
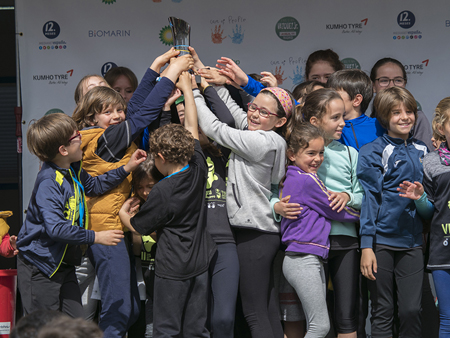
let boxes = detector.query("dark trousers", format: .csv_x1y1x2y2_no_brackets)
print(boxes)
368,247,423,338
209,242,240,338
89,238,140,338
153,270,210,338
235,228,283,338
328,248,359,334
17,254,83,318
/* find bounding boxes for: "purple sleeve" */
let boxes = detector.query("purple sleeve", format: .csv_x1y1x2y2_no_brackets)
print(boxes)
127,68,159,118
303,174,360,223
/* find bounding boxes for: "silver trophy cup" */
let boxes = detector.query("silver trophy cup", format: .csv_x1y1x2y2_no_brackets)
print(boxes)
168,17,191,56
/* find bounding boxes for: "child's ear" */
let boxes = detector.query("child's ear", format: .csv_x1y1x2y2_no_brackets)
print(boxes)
310,116,318,126
353,94,363,108
275,117,287,128
157,153,165,163
58,145,68,157
287,149,296,162
437,124,445,137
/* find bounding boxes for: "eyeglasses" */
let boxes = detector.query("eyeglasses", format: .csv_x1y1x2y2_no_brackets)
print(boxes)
247,103,278,118
375,77,406,87
68,130,81,143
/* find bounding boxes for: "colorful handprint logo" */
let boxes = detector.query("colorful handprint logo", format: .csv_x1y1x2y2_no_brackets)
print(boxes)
212,25,226,44
289,66,303,85
229,24,245,44
273,66,286,85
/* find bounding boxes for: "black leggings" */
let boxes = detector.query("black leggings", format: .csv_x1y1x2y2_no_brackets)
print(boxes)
327,248,359,334
235,228,283,338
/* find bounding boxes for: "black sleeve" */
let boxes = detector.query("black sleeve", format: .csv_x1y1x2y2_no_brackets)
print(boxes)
96,121,132,162
203,87,235,128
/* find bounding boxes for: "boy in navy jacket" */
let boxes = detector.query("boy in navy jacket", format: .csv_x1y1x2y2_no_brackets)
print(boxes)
17,113,146,317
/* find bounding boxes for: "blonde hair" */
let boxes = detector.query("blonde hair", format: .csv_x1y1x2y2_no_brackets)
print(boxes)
27,113,77,162
72,86,126,130
74,74,106,105
432,97,450,141
373,87,417,130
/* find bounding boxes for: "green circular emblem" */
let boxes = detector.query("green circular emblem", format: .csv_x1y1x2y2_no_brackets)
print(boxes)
159,26,173,46
341,58,361,70
275,17,300,41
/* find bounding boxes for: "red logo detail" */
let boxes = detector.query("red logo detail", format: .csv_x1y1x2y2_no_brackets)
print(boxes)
361,18,368,25
422,59,429,67
67,69,74,76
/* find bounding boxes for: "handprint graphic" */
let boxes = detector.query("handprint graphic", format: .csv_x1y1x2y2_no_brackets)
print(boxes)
273,66,287,85
229,24,245,44
211,25,226,44
289,65,303,85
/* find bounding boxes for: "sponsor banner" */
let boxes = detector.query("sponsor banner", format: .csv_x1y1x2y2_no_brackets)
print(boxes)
15,0,450,212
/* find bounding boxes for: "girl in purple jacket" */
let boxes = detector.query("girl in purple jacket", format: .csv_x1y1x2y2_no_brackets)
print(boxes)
280,123,360,338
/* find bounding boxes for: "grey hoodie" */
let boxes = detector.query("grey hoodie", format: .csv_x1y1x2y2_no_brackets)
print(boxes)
194,86,286,233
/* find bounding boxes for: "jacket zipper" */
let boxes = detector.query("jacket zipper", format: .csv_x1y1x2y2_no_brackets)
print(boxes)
350,122,360,149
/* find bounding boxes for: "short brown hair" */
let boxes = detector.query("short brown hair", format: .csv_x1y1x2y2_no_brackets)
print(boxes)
104,66,138,92
74,74,105,105
132,153,164,194
27,113,77,162
374,87,417,130
37,316,103,338
150,124,195,165
72,86,126,130
432,97,450,141
305,49,343,80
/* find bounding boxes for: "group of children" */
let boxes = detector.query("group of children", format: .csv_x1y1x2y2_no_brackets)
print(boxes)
10,45,450,338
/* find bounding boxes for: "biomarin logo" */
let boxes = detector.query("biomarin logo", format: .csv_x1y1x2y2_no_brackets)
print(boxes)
88,30,130,37
325,18,368,35
404,59,429,76
33,69,73,86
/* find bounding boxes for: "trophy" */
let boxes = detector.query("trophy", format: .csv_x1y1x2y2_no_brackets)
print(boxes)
168,17,191,56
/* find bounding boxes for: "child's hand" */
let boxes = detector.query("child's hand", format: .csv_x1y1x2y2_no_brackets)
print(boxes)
274,195,303,220
216,57,248,87
188,46,206,70
124,150,147,173
397,181,424,200
361,248,377,281
164,55,194,83
151,48,180,73
260,71,278,87
197,67,229,86
328,191,350,212
122,197,141,217
94,230,124,246
176,71,193,93
9,235,19,255
164,88,182,111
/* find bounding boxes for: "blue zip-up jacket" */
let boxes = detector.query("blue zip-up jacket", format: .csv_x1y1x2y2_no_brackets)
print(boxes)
339,114,385,151
17,161,129,277
357,134,428,249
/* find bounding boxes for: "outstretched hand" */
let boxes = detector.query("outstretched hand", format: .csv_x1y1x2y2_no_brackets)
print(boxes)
164,88,182,110
94,230,124,246
151,47,180,73
176,71,193,93
397,181,424,200
216,57,248,87
189,46,206,70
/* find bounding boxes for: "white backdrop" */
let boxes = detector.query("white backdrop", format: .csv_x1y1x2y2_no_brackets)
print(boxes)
16,0,450,208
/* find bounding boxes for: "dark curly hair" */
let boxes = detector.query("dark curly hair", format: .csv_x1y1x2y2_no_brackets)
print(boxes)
150,124,195,165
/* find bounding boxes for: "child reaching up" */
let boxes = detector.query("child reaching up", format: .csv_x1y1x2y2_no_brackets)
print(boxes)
281,123,360,338
72,51,193,338
119,71,216,338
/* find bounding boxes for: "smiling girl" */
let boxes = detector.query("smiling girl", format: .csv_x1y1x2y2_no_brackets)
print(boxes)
357,86,432,338
280,122,360,338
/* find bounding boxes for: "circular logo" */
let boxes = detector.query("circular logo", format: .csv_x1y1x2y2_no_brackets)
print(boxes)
397,11,415,29
275,17,300,41
101,62,118,77
159,26,173,46
43,21,60,39
45,108,65,116
341,58,361,70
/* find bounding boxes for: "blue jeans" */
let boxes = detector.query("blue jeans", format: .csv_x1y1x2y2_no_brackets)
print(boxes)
433,270,450,337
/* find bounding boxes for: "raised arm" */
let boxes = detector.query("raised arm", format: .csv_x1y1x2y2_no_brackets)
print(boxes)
177,72,198,140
